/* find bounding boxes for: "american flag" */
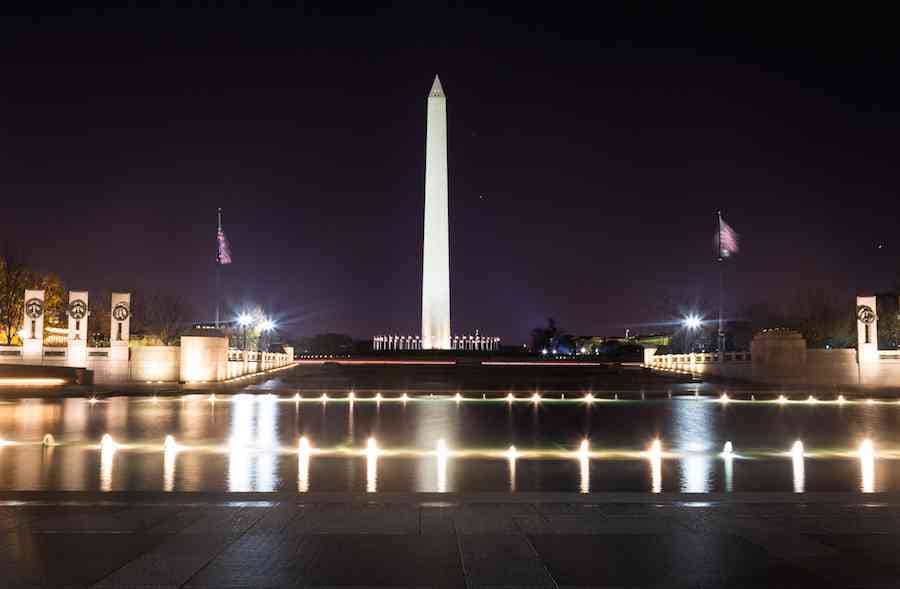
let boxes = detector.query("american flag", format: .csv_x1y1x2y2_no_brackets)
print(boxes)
716,213,739,259
217,215,232,265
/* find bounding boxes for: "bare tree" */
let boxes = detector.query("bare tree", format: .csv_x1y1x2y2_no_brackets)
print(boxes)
0,245,30,344
134,292,193,345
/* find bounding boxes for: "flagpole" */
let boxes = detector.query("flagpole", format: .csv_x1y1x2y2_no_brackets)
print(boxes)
215,208,222,328
717,211,724,361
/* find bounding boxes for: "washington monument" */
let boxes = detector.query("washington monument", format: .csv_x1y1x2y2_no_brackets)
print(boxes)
421,75,451,349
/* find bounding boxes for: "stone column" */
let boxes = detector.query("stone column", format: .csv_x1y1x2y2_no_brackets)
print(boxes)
67,291,89,367
856,295,879,368
109,292,131,363
22,289,45,363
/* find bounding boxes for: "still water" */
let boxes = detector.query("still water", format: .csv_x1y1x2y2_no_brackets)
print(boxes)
0,393,898,493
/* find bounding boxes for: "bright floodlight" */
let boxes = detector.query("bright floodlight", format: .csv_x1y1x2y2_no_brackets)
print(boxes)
260,319,276,331
683,314,702,330
237,314,253,327
791,440,804,458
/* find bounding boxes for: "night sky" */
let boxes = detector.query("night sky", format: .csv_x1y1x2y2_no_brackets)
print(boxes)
1,5,897,342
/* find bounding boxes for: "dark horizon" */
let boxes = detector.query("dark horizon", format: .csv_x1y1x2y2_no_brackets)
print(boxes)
2,5,898,343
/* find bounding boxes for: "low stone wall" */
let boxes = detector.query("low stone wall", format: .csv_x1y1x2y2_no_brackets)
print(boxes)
131,346,180,382
650,345,900,388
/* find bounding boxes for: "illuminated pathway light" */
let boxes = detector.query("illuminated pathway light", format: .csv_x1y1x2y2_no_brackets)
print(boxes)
320,393,329,403
791,440,804,458
348,391,355,401
89,396,99,405
0,377,66,386
531,393,541,404
647,438,663,459
454,393,462,403
42,434,56,447
208,394,216,403
506,393,515,403
584,393,595,404
838,395,846,404
401,393,409,403
298,436,312,455
294,393,301,402
866,399,875,405
100,434,117,451
366,437,379,455
721,441,733,457
436,438,449,458
375,393,383,402
777,395,787,405
506,445,519,460
163,435,178,453
806,395,817,404
718,393,730,404
578,439,590,459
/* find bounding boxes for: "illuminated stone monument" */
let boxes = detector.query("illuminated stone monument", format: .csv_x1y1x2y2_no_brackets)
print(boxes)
856,295,879,364
66,291,89,367
21,289,44,362
109,292,131,362
421,75,451,350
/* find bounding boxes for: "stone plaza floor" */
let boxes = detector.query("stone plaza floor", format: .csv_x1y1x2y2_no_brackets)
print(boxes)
1,492,899,588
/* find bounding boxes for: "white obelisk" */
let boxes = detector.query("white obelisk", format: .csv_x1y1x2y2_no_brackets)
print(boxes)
422,75,451,349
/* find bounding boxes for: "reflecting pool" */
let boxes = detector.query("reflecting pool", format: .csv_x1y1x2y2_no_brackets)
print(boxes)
0,392,898,492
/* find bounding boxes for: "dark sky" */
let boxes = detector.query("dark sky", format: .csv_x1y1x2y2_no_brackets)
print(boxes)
1,4,898,343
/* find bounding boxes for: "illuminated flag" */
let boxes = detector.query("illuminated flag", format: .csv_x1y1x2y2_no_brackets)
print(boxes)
716,212,739,259
216,210,232,265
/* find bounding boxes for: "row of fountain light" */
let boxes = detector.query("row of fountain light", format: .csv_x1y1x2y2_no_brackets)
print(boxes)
76,392,900,406
0,433,880,463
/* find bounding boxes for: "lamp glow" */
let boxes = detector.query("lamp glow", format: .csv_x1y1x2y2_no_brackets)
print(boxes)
401,393,409,402
531,393,541,404
506,393,514,403
42,434,55,447
777,395,787,405
100,434,117,451
506,445,518,460
164,435,178,453
721,441,733,457
584,393,595,404
683,314,702,330
578,439,590,459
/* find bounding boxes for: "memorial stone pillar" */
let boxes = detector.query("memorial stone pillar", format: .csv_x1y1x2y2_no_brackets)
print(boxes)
22,289,45,363
66,291,89,367
856,295,879,365
110,292,131,362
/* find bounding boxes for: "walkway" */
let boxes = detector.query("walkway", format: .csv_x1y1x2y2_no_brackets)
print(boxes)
1,492,898,587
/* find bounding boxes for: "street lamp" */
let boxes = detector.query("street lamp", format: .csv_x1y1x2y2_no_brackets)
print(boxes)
682,314,702,353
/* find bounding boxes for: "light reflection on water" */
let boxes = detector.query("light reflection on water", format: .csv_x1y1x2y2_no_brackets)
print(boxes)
0,394,898,492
